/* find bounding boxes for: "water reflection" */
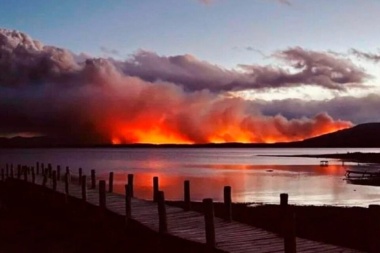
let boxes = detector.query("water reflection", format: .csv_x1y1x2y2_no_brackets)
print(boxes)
1,148,380,207
96,164,380,207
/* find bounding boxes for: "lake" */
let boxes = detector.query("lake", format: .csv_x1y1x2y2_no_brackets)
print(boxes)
1,147,380,207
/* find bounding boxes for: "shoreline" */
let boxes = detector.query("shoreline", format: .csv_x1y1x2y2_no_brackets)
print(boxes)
260,151,380,164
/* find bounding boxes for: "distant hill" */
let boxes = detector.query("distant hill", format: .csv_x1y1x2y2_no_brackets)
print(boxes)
1,123,380,148
294,123,380,147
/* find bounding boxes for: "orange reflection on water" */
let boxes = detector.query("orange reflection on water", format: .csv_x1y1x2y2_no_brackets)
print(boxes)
102,164,347,203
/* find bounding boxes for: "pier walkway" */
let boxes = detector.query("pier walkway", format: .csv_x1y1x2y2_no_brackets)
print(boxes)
1,165,360,253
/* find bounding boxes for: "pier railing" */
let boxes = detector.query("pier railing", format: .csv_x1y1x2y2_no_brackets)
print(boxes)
0,162,362,253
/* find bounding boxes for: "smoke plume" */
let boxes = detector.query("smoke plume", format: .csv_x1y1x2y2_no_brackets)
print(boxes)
0,29,353,144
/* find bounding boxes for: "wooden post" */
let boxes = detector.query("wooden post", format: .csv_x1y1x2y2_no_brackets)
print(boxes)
203,198,216,248
153,176,159,202
91,169,96,189
23,167,28,181
157,191,167,234
57,165,61,181
52,171,57,191
81,175,87,201
281,193,289,207
48,163,52,178
42,172,48,187
10,165,14,178
5,164,9,178
31,167,35,184
1,169,4,181
184,180,191,211
128,174,134,197
65,172,70,195
41,163,44,175
125,184,131,223
17,165,21,179
108,172,114,193
99,180,106,210
369,205,380,253
36,162,40,175
283,210,297,253
224,186,232,221
66,166,70,175
78,168,82,185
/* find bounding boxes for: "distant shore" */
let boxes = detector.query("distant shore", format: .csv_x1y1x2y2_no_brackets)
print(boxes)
262,152,380,164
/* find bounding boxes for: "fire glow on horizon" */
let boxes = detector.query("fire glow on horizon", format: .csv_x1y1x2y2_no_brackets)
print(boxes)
0,29,357,145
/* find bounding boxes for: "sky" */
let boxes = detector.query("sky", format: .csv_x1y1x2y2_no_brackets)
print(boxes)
1,0,380,144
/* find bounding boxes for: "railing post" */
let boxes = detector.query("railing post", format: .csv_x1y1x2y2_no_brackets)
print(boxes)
281,193,289,207
5,164,9,178
157,191,167,234
48,164,52,178
23,166,28,181
41,163,44,175
184,180,191,211
65,172,70,195
57,165,61,181
10,164,14,178
224,186,232,221
36,162,40,175
283,210,297,253
99,180,106,210
369,205,380,253
128,174,134,197
203,198,216,248
31,166,35,184
78,168,82,185
17,165,21,179
91,169,96,189
1,169,4,181
52,170,57,190
81,175,87,201
42,172,48,187
108,172,114,193
125,184,131,223
153,176,159,202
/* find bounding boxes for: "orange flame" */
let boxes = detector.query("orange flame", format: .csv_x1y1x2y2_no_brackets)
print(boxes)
106,114,351,144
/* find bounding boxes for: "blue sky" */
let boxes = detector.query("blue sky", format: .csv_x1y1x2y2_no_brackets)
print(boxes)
2,0,380,68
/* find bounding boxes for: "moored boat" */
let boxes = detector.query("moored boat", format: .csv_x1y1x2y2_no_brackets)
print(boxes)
345,165,380,186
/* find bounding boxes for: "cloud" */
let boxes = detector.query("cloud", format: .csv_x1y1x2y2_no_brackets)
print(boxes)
198,0,214,4
351,49,380,63
0,29,353,144
277,0,291,5
254,94,380,124
119,47,368,92
100,46,120,56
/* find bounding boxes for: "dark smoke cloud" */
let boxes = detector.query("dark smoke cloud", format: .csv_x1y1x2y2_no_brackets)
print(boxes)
0,29,79,87
255,94,380,124
120,48,368,92
0,29,354,143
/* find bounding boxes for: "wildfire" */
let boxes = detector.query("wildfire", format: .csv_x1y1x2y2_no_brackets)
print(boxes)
107,115,351,145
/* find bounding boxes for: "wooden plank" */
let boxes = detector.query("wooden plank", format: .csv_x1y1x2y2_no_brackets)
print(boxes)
18,174,362,253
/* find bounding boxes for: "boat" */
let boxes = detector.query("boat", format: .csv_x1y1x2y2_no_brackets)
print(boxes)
345,165,380,186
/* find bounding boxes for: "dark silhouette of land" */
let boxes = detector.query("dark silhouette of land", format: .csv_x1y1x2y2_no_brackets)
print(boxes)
2,122,380,148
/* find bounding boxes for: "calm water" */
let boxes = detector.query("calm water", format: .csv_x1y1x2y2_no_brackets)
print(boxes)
1,148,380,207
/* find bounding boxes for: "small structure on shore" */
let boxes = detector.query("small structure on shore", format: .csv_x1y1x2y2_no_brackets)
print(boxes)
320,160,329,167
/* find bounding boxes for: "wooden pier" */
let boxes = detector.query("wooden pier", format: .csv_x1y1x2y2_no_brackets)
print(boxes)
0,163,362,253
